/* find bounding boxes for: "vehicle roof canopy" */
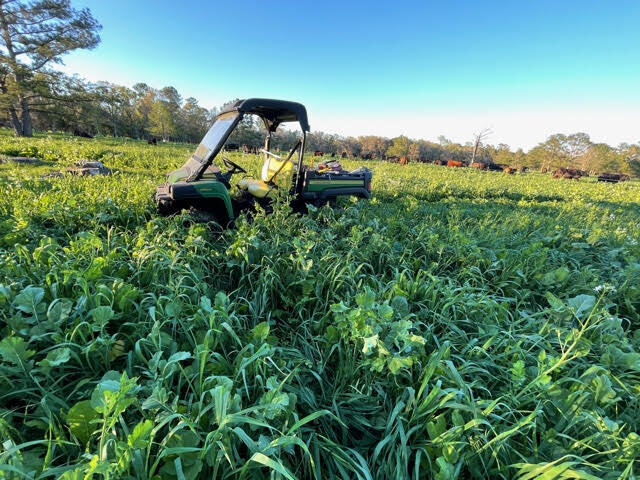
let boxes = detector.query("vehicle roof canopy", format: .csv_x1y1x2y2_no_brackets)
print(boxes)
219,98,310,132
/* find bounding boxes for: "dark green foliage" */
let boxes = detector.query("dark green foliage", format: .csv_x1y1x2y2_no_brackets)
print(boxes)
0,0,101,137
0,131,639,478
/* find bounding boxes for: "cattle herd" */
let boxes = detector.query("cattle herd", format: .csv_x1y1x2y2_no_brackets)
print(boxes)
400,159,630,183
444,162,629,182
234,145,632,183
548,168,631,183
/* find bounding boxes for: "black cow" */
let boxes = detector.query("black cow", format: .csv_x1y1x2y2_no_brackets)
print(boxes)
598,172,630,183
73,129,93,138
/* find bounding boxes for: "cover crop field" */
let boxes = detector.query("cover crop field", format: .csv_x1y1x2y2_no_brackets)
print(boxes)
0,132,639,479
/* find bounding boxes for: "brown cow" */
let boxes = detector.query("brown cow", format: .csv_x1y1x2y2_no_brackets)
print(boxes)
552,168,587,180
314,151,324,157
503,166,517,174
242,144,259,154
447,160,465,168
598,172,630,183
399,156,408,165
471,162,487,170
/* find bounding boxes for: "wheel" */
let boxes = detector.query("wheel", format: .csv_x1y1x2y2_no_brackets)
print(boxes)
157,198,175,215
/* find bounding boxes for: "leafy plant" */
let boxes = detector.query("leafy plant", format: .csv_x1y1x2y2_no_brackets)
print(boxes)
0,131,639,478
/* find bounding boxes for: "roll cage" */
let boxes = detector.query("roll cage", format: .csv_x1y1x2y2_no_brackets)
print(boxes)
186,98,310,184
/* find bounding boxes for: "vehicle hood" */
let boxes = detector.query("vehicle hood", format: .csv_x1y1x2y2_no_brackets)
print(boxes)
167,167,189,184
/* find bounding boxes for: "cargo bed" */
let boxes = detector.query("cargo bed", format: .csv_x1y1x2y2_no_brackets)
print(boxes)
300,167,372,201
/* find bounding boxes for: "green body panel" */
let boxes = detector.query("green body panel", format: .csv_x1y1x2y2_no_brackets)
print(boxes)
189,180,233,219
305,179,365,192
164,165,234,220
192,180,230,196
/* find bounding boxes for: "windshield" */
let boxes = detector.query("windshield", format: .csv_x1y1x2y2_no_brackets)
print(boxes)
180,112,239,179
194,111,239,163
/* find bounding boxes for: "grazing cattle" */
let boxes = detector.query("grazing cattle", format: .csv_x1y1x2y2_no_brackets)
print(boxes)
314,151,324,157
487,163,504,172
447,160,464,168
241,145,259,154
471,162,487,170
361,153,373,160
503,166,517,174
598,172,630,183
433,159,445,166
147,137,157,145
552,168,587,180
341,152,347,159
73,129,93,138
330,152,336,158
399,156,408,165
518,166,528,173
386,156,400,163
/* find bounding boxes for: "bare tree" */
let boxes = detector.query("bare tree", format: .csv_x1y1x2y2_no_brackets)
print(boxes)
470,128,492,164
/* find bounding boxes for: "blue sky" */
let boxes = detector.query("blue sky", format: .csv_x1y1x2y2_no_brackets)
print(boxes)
60,0,640,149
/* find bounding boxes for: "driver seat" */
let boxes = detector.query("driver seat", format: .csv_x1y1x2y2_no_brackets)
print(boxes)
238,154,294,198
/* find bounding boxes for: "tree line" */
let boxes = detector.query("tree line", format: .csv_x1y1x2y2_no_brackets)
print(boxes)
2,73,217,143
1,1,638,175
265,129,639,176
4,66,639,175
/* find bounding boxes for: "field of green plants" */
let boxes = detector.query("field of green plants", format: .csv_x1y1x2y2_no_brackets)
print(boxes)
0,131,639,479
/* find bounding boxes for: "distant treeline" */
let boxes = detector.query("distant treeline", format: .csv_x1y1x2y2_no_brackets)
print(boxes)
272,130,640,176
1,73,639,175
1,0,638,175
0,74,215,144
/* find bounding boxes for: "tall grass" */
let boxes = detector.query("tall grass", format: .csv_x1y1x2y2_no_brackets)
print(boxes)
0,131,639,479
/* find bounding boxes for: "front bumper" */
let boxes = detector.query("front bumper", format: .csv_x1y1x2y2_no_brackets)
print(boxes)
155,184,174,214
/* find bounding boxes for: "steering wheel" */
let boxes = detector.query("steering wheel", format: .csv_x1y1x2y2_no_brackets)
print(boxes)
222,157,247,174
260,149,284,160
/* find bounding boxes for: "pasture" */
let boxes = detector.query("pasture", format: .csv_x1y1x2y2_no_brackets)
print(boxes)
0,132,639,479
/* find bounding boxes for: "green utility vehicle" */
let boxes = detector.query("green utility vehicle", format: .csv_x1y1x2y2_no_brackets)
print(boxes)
155,98,372,224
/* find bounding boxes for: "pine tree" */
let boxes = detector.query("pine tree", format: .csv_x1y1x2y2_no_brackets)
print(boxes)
0,0,100,136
